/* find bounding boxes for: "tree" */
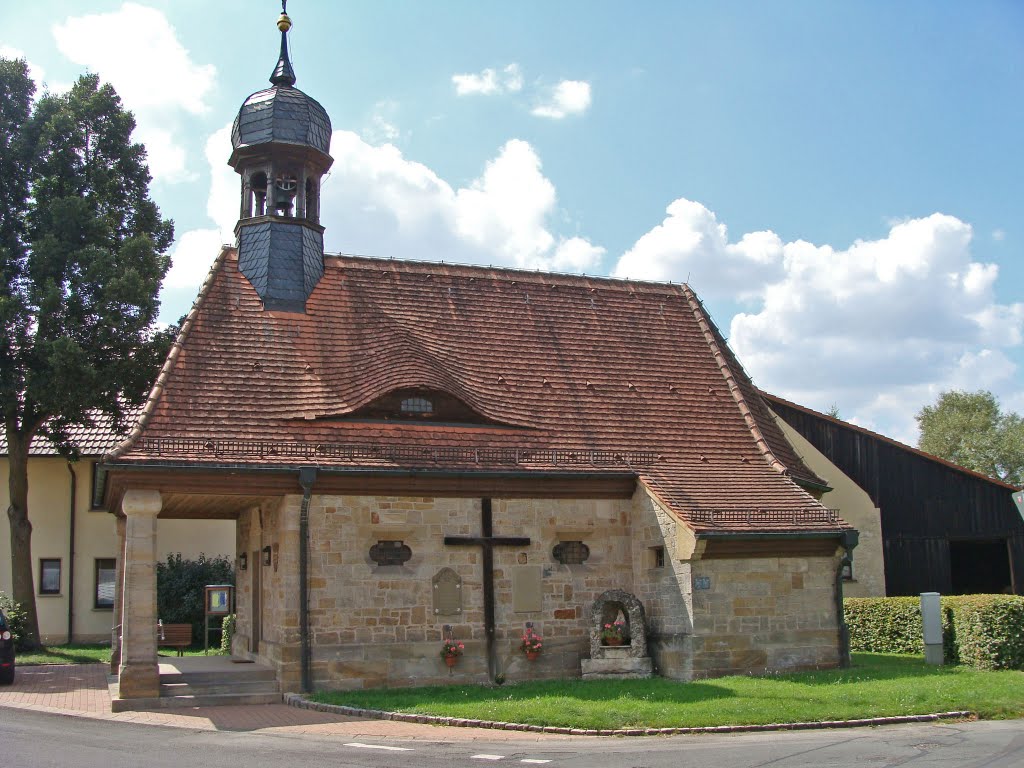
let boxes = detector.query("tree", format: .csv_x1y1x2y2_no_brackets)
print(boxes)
156,554,234,646
916,390,1024,486
1,59,173,648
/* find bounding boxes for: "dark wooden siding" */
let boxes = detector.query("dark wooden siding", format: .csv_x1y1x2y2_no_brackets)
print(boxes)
769,399,1024,596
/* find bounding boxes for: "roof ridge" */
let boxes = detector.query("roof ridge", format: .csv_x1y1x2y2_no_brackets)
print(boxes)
327,252,690,295
105,244,232,463
760,390,1023,491
682,285,789,478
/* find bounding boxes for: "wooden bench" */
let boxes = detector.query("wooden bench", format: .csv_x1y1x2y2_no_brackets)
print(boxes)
157,623,192,656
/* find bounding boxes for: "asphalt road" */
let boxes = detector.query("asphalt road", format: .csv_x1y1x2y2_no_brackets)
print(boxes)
2,708,1022,768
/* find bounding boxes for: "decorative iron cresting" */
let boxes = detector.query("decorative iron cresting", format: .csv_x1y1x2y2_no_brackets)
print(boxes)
133,437,658,467
689,508,841,525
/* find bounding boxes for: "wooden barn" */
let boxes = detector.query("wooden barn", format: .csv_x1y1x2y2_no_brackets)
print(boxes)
764,393,1024,597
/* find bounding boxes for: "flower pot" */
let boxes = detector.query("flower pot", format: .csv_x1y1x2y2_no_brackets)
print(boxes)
526,650,540,661
603,637,624,646
445,655,458,668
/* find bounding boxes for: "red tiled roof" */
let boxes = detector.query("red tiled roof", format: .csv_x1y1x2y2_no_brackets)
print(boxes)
108,249,849,534
0,412,130,457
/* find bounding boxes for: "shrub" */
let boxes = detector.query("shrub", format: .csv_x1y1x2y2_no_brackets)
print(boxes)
0,591,31,651
220,613,236,655
845,595,1024,670
156,553,234,646
950,595,1024,670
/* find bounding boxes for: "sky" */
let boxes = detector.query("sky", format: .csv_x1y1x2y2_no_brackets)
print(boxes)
3,1,1023,446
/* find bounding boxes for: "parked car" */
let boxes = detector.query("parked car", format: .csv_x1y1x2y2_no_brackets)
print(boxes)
0,606,14,684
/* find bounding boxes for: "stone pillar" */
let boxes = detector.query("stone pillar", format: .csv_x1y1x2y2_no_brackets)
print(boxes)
109,515,127,674
117,490,162,698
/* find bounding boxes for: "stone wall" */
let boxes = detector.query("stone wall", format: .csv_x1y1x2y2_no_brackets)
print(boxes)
235,489,845,690
687,554,843,677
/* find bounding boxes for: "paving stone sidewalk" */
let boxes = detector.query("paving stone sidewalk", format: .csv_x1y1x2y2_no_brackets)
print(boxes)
0,664,563,741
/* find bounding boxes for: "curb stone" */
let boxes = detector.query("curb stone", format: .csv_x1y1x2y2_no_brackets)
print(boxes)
282,695,973,736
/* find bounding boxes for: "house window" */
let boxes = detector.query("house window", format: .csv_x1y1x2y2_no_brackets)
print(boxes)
90,463,107,510
553,541,590,565
400,397,433,416
39,559,61,595
95,558,116,609
369,540,412,567
650,546,665,568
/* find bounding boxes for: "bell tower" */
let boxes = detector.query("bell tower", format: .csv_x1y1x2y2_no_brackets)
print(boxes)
229,2,333,312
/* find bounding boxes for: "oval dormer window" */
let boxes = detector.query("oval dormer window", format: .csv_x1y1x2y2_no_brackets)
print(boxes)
400,396,434,416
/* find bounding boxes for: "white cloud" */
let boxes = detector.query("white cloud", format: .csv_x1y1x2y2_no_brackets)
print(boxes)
52,3,216,183
532,80,592,119
320,132,603,271
613,200,1024,442
362,100,402,145
163,228,224,289
452,63,523,96
992,228,1006,242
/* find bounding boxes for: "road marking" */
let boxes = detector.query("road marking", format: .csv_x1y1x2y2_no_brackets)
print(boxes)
521,761,552,764
471,755,505,761
343,742,414,752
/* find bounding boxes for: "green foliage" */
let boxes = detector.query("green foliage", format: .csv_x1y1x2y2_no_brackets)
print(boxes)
950,595,1024,670
845,596,1024,670
0,591,30,652
916,390,1024,485
156,554,234,646
1,56,173,648
220,613,236,654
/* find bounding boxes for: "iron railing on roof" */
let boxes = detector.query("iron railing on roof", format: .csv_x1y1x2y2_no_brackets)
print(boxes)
689,508,841,525
132,437,658,468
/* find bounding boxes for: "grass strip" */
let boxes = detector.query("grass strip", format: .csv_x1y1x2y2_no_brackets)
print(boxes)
17,643,224,666
311,653,1024,728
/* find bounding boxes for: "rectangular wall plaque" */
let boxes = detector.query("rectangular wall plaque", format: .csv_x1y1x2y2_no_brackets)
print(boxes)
512,566,543,613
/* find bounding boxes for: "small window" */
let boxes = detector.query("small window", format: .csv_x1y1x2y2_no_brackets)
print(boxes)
650,546,665,569
369,540,412,567
553,541,590,565
95,558,116,609
400,397,433,416
90,463,107,510
39,559,61,595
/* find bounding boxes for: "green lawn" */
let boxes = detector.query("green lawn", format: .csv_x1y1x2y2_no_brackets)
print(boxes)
17,643,224,666
311,654,1024,728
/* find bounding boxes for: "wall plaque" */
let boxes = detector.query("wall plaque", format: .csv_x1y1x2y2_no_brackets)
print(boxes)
432,567,462,617
512,566,543,613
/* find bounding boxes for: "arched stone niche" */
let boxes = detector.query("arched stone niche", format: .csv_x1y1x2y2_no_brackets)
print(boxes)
589,589,648,660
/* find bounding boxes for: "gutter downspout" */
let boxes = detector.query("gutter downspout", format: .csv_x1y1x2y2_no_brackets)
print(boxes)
66,462,77,644
297,466,317,693
835,530,859,668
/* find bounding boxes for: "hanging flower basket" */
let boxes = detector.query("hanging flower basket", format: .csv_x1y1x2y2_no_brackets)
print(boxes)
520,626,543,660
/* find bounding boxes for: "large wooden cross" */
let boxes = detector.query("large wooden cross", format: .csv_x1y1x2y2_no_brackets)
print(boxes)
444,498,530,680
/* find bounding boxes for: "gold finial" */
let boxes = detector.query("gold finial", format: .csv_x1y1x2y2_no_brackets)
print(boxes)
277,12,292,32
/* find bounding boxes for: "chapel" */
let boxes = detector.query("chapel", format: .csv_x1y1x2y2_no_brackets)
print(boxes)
102,5,858,699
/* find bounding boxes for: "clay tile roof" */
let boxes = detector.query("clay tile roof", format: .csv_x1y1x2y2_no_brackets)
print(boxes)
1,410,136,457
108,250,850,535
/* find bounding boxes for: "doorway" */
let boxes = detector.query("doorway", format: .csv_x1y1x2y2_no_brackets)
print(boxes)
949,539,1012,594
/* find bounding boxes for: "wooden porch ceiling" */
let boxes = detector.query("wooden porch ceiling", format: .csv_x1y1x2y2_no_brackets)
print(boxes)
105,465,638,519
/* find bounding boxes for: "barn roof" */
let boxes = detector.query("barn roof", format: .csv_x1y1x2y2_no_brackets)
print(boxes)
107,248,848,534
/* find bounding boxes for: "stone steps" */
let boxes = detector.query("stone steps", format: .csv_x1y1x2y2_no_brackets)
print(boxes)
112,662,281,711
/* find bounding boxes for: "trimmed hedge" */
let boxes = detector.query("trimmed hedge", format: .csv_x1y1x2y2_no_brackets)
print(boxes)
845,595,1024,670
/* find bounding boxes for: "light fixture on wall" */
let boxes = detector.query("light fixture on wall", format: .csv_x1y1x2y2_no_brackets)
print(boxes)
262,545,272,567
238,552,247,571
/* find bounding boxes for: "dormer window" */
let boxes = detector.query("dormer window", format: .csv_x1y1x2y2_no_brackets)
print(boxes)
400,397,434,416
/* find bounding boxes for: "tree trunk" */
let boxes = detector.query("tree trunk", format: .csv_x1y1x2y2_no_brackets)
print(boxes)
6,430,42,649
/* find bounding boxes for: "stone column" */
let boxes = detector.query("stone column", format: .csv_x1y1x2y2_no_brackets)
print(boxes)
117,490,162,698
109,515,127,674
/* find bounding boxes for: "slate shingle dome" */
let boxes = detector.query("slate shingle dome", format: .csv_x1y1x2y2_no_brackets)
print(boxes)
231,85,332,155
